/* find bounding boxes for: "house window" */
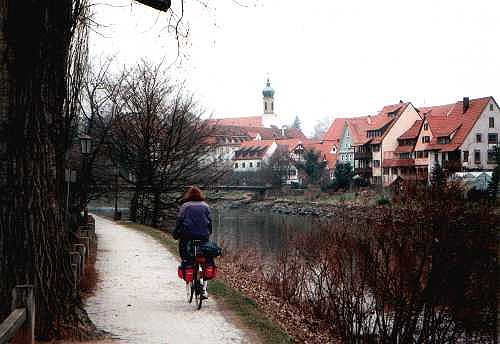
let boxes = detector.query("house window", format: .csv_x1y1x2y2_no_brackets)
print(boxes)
437,137,450,144
488,133,498,144
489,117,495,128
373,160,380,168
463,151,469,162
417,151,423,159
271,102,274,111
490,104,494,111
488,150,496,163
265,103,268,111
424,123,429,130
234,163,238,169
372,145,380,152
476,133,482,143
422,136,430,143
424,151,429,158
257,162,261,167
474,150,481,164
242,162,246,168
383,168,389,175
249,162,253,168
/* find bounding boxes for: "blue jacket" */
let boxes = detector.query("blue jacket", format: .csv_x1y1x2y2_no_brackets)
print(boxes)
174,201,212,240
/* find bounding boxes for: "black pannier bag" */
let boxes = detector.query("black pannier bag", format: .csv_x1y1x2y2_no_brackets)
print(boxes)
199,241,222,258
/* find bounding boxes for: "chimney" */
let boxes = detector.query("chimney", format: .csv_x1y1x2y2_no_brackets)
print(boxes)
281,127,285,137
399,100,404,104
463,97,470,113
367,115,371,125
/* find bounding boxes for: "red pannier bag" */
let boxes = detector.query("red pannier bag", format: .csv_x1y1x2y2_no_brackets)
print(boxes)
178,263,194,282
203,261,217,280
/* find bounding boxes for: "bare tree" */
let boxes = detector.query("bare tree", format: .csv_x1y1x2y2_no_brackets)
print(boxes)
111,60,222,227
312,115,333,139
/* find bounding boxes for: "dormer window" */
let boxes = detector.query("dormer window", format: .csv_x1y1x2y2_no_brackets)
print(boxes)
388,111,397,118
424,123,429,131
331,145,337,153
437,136,450,144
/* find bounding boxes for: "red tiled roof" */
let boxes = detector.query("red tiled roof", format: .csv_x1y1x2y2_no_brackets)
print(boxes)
425,97,491,151
427,117,461,137
394,145,414,153
418,104,454,117
399,120,422,139
208,116,263,127
234,144,270,160
245,126,306,140
367,102,410,130
383,159,415,167
304,141,337,169
322,118,347,142
346,116,372,145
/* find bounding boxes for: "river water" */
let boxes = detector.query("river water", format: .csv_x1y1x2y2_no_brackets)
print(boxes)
211,207,314,257
90,204,314,258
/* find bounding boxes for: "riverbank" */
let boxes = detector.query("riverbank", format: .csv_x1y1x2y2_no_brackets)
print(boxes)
210,189,389,219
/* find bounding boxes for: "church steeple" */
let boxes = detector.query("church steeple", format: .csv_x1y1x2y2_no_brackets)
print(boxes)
262,77,275,115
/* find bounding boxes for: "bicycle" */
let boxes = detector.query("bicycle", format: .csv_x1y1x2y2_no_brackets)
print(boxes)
185,240,208,310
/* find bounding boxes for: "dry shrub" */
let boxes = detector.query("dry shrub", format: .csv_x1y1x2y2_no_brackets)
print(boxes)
264,181,497,343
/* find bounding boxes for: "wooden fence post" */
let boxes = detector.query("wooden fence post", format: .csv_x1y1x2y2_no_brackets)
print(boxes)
79,236,90,259
11,285,34,344
75,244,86,272
70,252,81,294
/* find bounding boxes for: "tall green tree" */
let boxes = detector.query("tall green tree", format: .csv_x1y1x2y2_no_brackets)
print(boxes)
291,115,301,130
333,162,354,190
296,149,327,185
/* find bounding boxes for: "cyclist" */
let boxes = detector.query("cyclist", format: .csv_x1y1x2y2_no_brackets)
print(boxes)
173,186,212,299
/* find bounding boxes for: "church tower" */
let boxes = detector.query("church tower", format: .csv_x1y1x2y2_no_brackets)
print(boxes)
263,77,274,114
262,77,280,128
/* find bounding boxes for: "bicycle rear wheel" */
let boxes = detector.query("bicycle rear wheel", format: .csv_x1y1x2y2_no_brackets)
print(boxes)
186,281,194,303
195,279,203,310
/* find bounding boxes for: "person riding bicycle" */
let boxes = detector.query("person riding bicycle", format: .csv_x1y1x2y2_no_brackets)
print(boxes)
173,186,212,298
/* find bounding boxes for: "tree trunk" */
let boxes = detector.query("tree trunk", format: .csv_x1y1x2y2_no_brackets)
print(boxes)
0,1,93,339
152,190,161,228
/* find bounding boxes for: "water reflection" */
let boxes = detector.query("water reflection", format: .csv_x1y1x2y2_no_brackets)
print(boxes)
211,207,313,258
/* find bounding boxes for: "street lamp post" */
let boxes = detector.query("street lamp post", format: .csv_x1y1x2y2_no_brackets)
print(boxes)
113,164,121,220
79,134,92,224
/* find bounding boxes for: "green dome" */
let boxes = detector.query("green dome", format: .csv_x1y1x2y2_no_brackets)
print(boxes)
262,78,275,97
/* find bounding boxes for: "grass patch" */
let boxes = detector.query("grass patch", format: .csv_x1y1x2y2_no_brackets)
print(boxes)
119,221,292,344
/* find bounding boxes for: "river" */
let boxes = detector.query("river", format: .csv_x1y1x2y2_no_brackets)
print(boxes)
90,204,314,258
211,207,314,257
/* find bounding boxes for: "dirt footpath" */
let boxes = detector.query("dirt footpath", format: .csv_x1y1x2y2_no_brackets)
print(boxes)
82,215,255,344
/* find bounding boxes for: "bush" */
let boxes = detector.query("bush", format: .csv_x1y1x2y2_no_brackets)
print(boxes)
352,177,369,188
264,183,497,343
467,187,488,202
376,195,390,205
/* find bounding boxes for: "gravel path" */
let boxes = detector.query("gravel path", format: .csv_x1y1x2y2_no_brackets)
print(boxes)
84,215,253,344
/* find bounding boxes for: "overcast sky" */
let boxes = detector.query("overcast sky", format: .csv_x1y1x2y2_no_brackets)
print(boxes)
90,0,500,136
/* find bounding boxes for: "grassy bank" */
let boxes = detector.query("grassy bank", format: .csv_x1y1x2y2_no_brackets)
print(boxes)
118,221,292,344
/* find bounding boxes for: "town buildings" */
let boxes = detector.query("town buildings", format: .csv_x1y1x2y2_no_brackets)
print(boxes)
205,78,306,166
323,96,499,186
207,81,498,188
